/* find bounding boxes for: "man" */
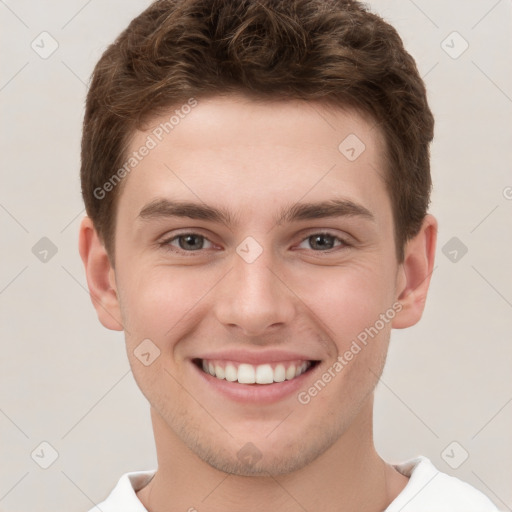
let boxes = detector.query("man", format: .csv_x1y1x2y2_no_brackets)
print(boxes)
78,0,498,510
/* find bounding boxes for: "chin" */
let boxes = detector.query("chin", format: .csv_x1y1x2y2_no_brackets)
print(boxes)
177,419,342,477
197,446,317,476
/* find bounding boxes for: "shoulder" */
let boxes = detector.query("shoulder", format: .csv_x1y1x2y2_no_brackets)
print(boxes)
386,456,499,512
87,470,156,512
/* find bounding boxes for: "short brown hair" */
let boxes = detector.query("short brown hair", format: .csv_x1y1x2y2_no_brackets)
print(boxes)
81,0,434,262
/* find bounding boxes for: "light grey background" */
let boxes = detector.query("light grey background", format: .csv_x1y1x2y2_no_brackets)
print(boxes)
1,1,511,511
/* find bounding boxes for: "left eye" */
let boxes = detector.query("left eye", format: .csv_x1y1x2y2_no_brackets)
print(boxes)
297,233,346,251
166,234,214,251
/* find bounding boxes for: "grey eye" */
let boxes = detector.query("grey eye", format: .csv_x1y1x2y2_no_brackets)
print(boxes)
167,234,214,251
306,234,338,250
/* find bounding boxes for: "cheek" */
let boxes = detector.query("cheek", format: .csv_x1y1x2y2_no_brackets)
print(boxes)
296,263,395,409
117,264,216,346
298,259,395,347
116,266,216,403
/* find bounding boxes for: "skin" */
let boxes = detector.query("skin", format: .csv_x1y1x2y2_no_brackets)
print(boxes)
79,94,437,512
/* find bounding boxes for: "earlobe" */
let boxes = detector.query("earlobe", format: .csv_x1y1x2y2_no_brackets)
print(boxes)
392,214,437,329
78,217,124,331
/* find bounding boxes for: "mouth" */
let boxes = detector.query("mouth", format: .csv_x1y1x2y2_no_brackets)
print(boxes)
193,358,320,385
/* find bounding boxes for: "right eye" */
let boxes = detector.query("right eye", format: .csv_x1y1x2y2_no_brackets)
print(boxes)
160,232,216,253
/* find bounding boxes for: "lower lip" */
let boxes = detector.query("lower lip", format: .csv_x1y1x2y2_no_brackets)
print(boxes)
191,361,319,404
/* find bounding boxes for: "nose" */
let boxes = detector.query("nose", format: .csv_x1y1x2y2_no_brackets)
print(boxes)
213,247,296,338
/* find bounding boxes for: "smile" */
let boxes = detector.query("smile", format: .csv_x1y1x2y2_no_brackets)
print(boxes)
194,358,318,384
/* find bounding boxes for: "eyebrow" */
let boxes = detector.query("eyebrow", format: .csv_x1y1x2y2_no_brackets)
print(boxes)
138,198,375,226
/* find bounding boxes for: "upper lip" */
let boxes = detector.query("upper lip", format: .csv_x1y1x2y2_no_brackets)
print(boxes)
193,349,321,365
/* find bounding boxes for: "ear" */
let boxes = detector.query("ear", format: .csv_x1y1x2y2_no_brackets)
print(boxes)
78,216,123,331
392,214,437,329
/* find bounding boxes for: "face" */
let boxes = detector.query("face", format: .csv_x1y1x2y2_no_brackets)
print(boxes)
97,95,414,475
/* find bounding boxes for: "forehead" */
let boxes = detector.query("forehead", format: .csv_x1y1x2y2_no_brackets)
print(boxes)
118,94,391,227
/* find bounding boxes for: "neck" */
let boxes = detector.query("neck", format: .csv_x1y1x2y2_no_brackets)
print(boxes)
137,397,408,512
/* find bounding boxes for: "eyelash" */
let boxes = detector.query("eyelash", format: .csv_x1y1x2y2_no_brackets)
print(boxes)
159,231,352,255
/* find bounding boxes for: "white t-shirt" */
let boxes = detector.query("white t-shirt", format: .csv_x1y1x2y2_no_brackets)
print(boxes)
88,456,498,512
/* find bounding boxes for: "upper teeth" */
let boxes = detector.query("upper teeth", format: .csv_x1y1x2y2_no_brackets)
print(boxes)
201,360,311,384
